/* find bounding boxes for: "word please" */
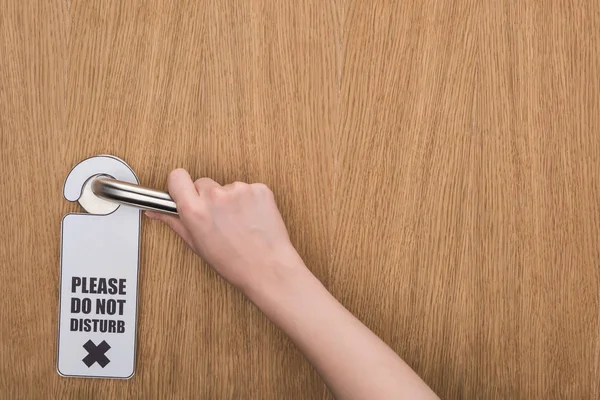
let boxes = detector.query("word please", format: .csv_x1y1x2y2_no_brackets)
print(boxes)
71,277,126,295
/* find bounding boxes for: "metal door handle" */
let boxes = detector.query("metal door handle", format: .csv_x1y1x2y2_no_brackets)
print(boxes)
91,176,178,215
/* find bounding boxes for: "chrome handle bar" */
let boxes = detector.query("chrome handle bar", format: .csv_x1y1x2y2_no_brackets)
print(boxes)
91,177,178,215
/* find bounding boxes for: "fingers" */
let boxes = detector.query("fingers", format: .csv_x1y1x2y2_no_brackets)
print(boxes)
194,177,221,195
167,168,199,213
145,211,194,245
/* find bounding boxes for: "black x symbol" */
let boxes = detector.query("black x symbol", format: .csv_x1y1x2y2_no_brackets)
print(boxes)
82,340,111,368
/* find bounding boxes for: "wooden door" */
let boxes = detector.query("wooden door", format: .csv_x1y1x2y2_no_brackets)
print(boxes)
1,1,599,399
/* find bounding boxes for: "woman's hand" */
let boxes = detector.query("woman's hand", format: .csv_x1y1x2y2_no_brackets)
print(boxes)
146,168,303,292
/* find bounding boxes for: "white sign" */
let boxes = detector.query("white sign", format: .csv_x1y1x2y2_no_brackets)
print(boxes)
57,155,141,379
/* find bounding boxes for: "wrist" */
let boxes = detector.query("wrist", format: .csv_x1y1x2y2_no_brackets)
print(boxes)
241,245,311,305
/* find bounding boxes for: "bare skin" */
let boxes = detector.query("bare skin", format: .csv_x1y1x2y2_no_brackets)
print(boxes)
146,168,439,400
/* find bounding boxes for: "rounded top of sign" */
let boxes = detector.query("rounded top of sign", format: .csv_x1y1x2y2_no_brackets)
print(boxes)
63,155,139,214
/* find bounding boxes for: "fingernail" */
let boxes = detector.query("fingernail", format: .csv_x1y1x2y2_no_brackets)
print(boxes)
145,211,157,219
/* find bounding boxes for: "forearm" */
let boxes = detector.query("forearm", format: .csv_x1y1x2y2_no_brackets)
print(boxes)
154,171,436,397
246,251,438,400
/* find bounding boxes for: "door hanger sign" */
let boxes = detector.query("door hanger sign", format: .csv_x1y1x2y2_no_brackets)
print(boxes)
58,155,141,379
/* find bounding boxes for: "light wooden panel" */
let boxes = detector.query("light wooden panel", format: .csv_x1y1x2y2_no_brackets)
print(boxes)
0,0,68,398
334,1,477,398
1,0,599,399
467,2,600,398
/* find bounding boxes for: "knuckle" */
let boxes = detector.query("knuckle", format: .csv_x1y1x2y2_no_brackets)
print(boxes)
231,181,248,191
252,183,273,196
208,186,224,200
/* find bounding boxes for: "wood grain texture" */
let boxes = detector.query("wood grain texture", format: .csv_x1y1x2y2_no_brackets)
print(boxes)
0,0,68,398
334,1,477,398
1,0,599,399
467,2,600,398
